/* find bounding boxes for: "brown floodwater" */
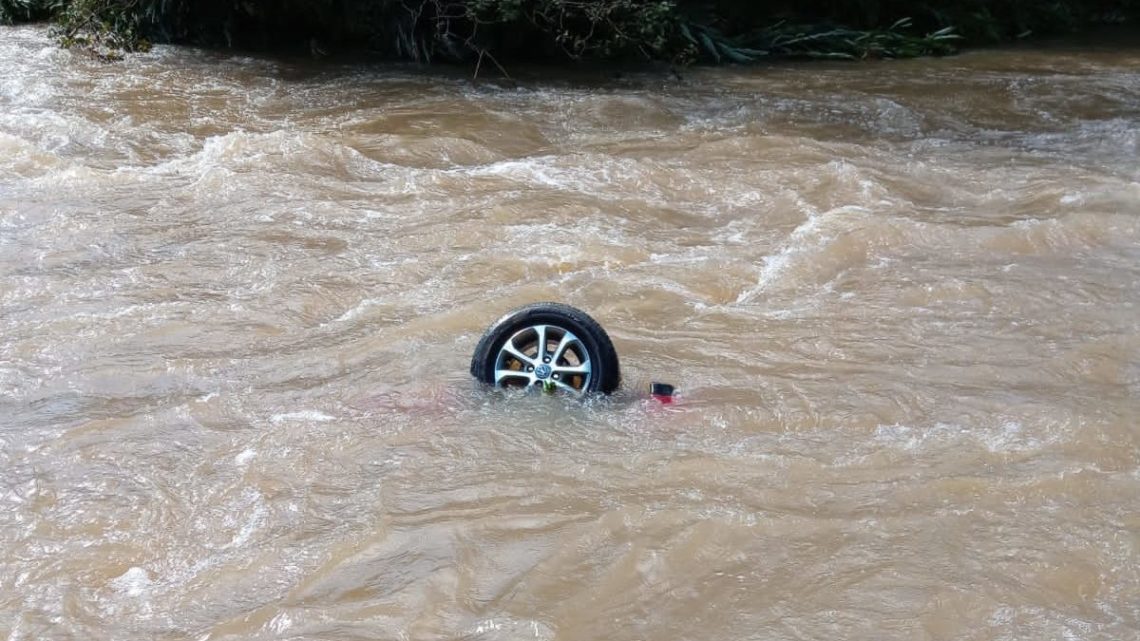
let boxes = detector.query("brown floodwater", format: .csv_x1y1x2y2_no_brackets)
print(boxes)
2,24,1139,641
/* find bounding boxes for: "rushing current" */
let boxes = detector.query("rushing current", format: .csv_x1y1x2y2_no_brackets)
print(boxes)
2,24,1139,641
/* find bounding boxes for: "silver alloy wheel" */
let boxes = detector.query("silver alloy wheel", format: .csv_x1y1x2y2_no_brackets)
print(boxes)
493,324,592,395
471,303,620,395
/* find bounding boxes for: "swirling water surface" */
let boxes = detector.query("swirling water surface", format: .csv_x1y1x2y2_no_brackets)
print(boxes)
2,25,1139,641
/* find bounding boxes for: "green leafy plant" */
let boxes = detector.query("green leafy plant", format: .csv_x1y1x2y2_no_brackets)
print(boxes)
0,0,66,24
53,0,158,59
680,16,961,62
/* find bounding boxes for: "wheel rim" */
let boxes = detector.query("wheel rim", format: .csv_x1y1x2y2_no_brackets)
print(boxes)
493,324,593,395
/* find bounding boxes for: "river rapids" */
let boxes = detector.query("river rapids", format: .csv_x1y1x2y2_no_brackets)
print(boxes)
2,25,1139,641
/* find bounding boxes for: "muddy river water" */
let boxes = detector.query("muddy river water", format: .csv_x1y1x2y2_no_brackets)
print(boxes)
2,25,1139,641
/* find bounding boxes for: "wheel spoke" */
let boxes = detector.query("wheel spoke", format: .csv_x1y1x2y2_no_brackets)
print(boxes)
502,340,534,366
551,332,577,363
551,378,583,395
552,362,590,376
533,325,548,362
495,369,531,384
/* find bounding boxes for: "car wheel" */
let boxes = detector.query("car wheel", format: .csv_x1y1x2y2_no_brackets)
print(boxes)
470,302,621,395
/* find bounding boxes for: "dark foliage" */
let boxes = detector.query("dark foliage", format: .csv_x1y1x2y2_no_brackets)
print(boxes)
1,0,66,24
3,1,1138,63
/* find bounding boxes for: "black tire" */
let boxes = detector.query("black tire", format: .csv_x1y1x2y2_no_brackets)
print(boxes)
470,302,621,395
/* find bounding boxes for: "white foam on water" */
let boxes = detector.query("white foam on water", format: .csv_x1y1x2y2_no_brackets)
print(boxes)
326,297,389,325
872,420,1060,455
269,410,335,424
0,131,68,179
470,154,612,192
143,129,403,185
267,611,292,633
224,489,269,549
736,205,877,303
110,567,152,597
466,618,555,640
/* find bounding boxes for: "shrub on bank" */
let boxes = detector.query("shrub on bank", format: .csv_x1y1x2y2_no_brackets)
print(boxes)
0,0,64,24
3,0,1137,63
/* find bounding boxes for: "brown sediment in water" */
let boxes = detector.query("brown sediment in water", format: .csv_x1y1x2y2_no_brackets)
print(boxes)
1,24,1139,641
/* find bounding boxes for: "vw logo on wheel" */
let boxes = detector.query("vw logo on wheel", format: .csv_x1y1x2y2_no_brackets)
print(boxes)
534,364,552,379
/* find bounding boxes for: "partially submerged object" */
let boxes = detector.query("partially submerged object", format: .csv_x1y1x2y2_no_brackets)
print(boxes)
470,302,677,401
649,382,676,404
470,302,621,396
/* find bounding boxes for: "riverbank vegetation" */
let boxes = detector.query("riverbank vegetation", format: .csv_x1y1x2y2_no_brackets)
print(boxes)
2,0,1137,64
